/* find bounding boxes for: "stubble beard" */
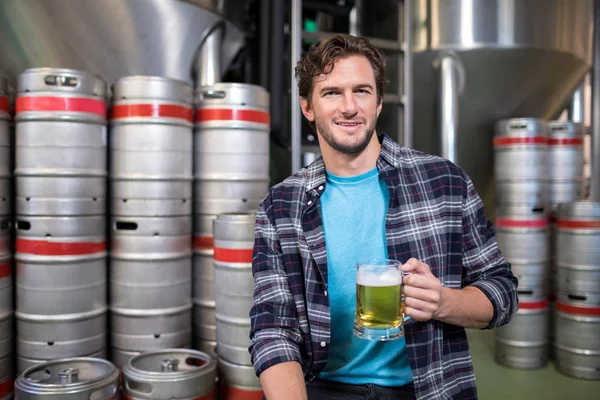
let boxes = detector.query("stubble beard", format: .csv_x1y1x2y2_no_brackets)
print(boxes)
315,116,377,155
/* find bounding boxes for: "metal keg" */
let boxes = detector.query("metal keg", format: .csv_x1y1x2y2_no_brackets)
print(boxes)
110,216,192,310
554,291,600,380
494,118,547,181
218,359,263,400
494,180,547,208
213,213,255,366
122,349,217,400
15,215,107,315
194,83,270,182
110,76,193,217
15,358,119,400
193,249,216,342
194,180,268,216
547,121,584,180
0,73,10,219
17,349,108,376
495,301,549,369
495,205,549,263
15,68,107,216
555,201,600,293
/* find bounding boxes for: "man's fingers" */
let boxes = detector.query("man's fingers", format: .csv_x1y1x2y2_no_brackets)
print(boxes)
404,306,431,321
403,284,441,304
404,296,438,314
401,258,434,277
403,274,442,291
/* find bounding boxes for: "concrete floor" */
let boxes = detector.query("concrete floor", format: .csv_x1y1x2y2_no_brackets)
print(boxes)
467,329,600,399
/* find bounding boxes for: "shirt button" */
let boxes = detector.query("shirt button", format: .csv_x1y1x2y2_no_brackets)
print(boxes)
307,200,313,206
320,341,327,347
324,290,328,296
318,185,324,191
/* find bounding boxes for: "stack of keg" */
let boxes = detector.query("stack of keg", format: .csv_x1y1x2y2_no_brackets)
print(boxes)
122,349,217,399
15,357,120,399
109,76,193,367
0,74,13,399
213,213,263,399
192,83,270,356
553,201,600,379
493,118,551,369
14,68,108,372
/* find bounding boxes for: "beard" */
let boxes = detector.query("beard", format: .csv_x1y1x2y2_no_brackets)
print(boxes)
314,115,377,155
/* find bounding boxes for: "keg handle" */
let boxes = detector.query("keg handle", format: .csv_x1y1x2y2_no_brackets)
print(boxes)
125,379,153,396
201,89,226,100
44,74,79,88
89,384,117,400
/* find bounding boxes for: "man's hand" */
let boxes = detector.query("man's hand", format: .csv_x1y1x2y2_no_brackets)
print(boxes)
401,258,443,321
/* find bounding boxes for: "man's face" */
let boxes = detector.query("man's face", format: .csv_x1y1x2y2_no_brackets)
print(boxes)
300,55,382,155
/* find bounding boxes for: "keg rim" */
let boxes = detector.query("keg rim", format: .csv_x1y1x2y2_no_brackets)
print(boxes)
16,357,119,393
123,348,217,381
557,200,600,221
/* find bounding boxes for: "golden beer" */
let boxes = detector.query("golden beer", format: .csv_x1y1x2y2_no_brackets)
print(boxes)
353,260,405,340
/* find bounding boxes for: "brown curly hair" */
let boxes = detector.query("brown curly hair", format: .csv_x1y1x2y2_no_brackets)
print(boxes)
295,33,387,104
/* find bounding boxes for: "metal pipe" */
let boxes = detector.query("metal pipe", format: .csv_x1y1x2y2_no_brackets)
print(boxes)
568,80,585,123
593,0,600,201
439,55,459,163
291,0,302,173
197,21,224,87
270,0,284,144
403,0,413,148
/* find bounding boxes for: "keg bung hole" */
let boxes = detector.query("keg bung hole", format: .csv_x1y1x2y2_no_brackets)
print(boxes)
153,334,160,338
182,199,187,203
532,207,544,213
116,221,137,231
122,199,128,203
1,197,5,202
518,290,534,296
153,232,159,236
47,341,54,346
185,356,206,367
241,198,248,203
568,294,587,301
16,220,31,230
25,197,30,201
93,197,97,201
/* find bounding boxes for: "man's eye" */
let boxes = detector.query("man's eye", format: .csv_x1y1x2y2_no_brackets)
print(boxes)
324,91,337,96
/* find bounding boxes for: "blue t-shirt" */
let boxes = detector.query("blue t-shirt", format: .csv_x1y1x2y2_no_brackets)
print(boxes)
318,167,413,386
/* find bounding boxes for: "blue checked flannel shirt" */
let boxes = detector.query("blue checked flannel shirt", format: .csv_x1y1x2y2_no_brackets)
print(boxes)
249,134,518,399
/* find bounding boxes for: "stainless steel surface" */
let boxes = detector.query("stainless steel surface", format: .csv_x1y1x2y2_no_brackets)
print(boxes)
593,0,600,202
403,0,413,149
217,358,262,392
291,0,302,173
568,81,586,123
495,206,549,264
554,312,600,380
197,22,224,87
406,0,593,220
0,351,13,400
495,307,549,370
0,0,245,86
438,54,463,162
193,249,216,342
509,262,548,303
123,349,217,400
15,357,119,400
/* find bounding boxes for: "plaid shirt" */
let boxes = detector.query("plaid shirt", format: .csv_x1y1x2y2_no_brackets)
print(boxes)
250,134,518,399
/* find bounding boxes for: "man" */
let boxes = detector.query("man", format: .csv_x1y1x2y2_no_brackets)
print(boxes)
249,33,518,399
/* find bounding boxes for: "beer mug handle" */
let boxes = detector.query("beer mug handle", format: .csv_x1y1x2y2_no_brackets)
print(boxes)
401,271,412,321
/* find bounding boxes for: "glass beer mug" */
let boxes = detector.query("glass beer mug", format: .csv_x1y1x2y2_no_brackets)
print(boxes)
353,259,409,341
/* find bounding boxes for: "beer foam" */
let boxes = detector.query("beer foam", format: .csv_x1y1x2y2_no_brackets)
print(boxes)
357,269,402,286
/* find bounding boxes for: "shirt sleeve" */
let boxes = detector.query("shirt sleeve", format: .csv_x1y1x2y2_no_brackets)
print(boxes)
460,172,519,329
249,193,304,377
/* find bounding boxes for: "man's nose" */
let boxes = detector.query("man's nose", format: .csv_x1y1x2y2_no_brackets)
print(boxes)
340,93,358,115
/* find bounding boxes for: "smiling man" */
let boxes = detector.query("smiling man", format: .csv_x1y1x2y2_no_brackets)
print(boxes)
249,34,518,400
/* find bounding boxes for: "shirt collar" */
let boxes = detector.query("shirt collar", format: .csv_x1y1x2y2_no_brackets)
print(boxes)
304,133,401,193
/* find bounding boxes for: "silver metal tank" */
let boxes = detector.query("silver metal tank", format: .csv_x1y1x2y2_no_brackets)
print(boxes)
217,359,263,400
122,349,217,400
360,0,593,220
0,0,245,87
15,358,119,400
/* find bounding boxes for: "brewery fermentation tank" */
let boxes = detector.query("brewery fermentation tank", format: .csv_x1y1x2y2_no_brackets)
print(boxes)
0,0,246,86
359,0,593,219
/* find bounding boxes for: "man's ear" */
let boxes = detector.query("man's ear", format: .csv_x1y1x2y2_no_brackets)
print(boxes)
300,97,314,122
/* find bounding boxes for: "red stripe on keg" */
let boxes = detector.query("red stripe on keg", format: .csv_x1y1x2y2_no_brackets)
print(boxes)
556,302,600,316
195,108,270,124
495,217,548,228
0,96,9,115
15,238,106,255
0,378,13,398
556,219,600,229
110,103,193,123
493,136,546,146
219,386,264,400
124,391,215,400
214,247,253,263
0,262,10,278
16,96,106,116
518,300,548,310
548,138,584,146
194,236,214,250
